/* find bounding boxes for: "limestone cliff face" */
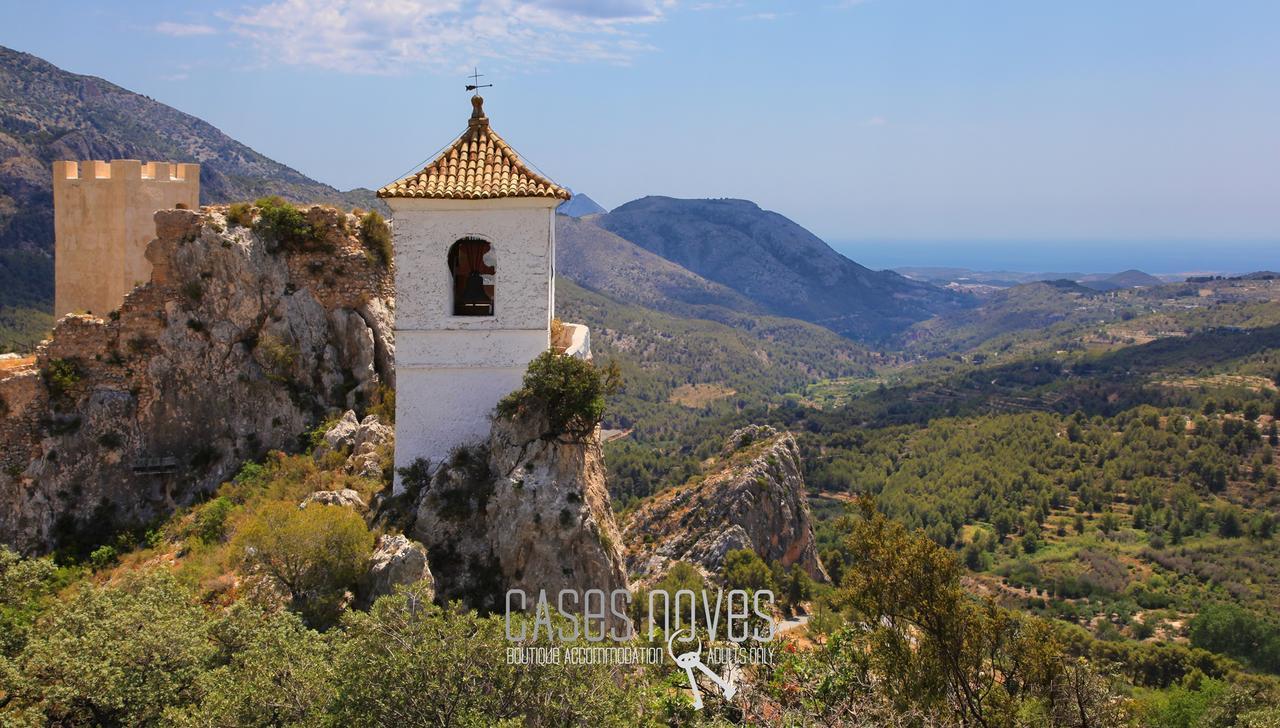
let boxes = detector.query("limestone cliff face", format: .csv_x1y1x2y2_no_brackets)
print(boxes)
410,407,628,614
623,425,828,585
0,206,393,553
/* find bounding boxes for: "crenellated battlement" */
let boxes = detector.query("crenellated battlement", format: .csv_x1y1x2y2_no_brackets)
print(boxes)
53,159,201,318
52,159,200,183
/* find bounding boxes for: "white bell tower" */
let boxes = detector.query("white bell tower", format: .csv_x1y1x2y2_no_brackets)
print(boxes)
380,95,569,490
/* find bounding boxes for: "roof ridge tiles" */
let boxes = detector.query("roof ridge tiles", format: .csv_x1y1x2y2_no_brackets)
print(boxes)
379,97,568,202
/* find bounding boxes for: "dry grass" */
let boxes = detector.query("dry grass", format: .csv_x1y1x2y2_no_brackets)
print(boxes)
667,383,736,408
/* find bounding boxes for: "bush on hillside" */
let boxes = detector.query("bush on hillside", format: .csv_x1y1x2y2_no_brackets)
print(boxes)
329,582,647,726
721,548,775,594
231,501,373,628
4,571,214,726
166,602,335,727
193,497,236,544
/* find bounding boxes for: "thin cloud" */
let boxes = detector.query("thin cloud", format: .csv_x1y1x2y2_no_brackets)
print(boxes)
154,21,218,36
741,11,789,21
865,116,888,126
229,0,675,74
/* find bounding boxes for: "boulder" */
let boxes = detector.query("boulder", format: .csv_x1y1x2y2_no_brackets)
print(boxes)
299,488,366,510
359,534,433,607
313,410,392,479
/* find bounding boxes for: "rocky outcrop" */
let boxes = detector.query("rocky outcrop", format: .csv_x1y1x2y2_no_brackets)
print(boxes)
410,406,627,615
358,534,434,607
623,426,828,585
300,489,366,510
0,206,394,553
313,409,393,479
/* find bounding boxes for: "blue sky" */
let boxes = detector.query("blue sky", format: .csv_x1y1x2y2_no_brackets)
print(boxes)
2,0,1277,273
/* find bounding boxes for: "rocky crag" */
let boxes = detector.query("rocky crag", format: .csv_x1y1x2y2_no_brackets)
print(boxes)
0,205,394,553
407,406,628,614
623,425,828,585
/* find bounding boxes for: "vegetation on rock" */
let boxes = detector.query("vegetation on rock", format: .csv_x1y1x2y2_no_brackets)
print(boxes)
358,210,392,266
497,349,622,440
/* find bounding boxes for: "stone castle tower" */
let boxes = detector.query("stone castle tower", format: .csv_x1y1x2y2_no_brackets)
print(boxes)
53,159,200,318
379,96,570,489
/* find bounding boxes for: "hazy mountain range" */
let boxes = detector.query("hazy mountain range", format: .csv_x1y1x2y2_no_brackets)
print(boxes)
0,45,975,350
0,45,379,256
896,266,1170,291
594,196,969,340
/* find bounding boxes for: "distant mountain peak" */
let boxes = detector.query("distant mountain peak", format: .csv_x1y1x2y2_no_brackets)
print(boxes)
556,193,606,218
594,196,969,341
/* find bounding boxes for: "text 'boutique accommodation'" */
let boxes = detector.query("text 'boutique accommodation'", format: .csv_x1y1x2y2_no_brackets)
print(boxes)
380,94,574,491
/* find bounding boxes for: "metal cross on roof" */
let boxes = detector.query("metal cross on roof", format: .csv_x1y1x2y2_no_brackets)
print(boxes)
465,67,493,96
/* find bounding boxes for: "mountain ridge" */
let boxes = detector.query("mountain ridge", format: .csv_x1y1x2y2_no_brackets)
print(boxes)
594,196,970,342
0,44,380,256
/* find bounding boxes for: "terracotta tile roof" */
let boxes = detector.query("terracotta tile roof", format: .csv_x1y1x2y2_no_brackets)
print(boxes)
378,96,570,201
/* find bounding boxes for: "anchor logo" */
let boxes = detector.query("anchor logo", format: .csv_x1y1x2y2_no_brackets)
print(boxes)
667,628,737,710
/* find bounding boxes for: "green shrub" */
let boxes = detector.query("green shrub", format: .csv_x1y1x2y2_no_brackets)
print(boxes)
307,414,343,452
0,547,59,657
4,571,213,725
252,196,316,252
193,497,236,544
226,202,254,228
43,357,81,399
256,333,298,383
88,545,118,570
396,458,432,500
166,602,334,727
359,210,392,266
721,548,775,594
496,351,622,440
231,501,373,628
330,583,646,726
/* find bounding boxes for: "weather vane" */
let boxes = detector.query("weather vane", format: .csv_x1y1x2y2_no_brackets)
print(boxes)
465,67,492,96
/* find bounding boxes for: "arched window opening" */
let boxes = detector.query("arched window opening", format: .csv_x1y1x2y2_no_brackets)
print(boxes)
448,238,495,316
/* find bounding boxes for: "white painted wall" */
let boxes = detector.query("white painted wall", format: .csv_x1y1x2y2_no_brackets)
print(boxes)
389,197,559,491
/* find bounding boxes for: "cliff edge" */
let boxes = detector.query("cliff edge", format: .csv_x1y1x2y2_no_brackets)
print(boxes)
0,205,394,553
